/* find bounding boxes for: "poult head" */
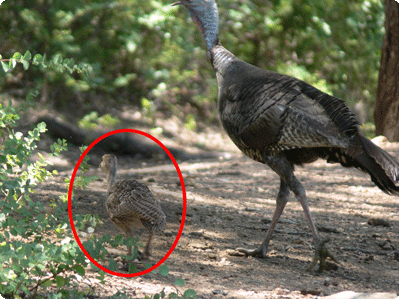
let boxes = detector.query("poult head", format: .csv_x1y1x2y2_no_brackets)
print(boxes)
100,154,117,172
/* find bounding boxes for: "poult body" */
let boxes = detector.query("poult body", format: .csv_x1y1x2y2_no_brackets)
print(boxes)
100,154,166,257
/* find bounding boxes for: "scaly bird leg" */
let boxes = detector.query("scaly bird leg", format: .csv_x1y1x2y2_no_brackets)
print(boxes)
306,237,338,272
295,188,339,271
124,229,133,258
269,155,338,271
127,244,133,257
144,233,153,256
236,179,290,257
238,155,338,271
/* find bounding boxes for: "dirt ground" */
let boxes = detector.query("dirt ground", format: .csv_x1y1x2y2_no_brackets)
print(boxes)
33,118,398,299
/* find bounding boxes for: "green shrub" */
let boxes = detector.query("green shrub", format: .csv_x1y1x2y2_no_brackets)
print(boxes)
0,52,96,298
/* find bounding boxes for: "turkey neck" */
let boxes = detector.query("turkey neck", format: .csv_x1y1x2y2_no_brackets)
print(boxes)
178,0,219,52
179,0,234,75
210,43,235,77
106,165,117,190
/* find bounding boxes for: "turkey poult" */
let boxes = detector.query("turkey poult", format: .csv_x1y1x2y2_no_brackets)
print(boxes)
173,0,399,271
99,154,166,257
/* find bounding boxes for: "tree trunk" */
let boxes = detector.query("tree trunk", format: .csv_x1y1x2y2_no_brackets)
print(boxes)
374,0,399,141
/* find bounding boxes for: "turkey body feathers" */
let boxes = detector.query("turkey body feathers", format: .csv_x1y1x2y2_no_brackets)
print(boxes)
106,179,166,234
213,45,354,155
211,44,399,195
350,136,398,195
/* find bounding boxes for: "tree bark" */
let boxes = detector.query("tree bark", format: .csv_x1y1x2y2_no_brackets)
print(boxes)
374,0,399,141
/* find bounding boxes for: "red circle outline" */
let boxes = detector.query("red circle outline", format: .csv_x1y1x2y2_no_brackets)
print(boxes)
68,129,186,277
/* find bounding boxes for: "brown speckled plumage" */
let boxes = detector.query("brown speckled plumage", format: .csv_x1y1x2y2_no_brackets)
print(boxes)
100,154,166,256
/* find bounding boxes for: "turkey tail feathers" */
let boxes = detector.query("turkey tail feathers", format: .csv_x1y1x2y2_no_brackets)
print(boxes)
354,136,399,195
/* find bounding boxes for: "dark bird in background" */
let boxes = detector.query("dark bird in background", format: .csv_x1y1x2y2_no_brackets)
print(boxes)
100,154,166,257
173,0,399,271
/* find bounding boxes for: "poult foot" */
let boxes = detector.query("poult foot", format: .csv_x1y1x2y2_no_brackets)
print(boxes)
307,237,339,272
126,246,149,261
136,249,150,261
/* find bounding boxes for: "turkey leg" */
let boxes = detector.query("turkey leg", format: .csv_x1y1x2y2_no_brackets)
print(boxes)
238,155,338,271
236,179,289,257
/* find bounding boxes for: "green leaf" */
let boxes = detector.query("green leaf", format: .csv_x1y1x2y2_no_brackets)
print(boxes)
22,51,31,70
108,258,118,272
128,263,137,274
10,59,17,69
12,52,22,60
55,275,65,288
33,54,43,64
22,60,30,70
56,54,63,65
174,278,185,287
183,289,197,299
37,122,47,132
23,50,32,61
11,52,21,69
63,58,74,67
158,264,169,276
101,234,111,243
41,279,53,287
114,234,123,244
1,61,9,72
153,294,160,299
42,53,47,67
74,265,85,276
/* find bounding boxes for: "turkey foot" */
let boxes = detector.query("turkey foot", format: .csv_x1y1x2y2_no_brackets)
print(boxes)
307,237,339,272
235,245,268,258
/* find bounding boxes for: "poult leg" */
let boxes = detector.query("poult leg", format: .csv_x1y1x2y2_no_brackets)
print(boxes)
236,179,290,257
123,227,133,258
127,244,133,257
144,233,153,256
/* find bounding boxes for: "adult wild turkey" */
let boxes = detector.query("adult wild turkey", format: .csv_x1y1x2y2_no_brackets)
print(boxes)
173,0,399,271
100,154,166,257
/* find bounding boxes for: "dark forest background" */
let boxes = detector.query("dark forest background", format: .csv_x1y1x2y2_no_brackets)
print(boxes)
0,0,398,140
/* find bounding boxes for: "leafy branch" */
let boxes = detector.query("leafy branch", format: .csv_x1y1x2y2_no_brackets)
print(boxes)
0,50,91,74
29,263,85,296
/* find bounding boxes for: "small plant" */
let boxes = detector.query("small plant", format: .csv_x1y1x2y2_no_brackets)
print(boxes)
141,97,157,126
144,265,196,299
77,111,121,130
0,51,95,298
0,94,80,297
184,114,197,131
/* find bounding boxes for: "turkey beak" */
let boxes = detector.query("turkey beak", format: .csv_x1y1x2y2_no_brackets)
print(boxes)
171,1,183,6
